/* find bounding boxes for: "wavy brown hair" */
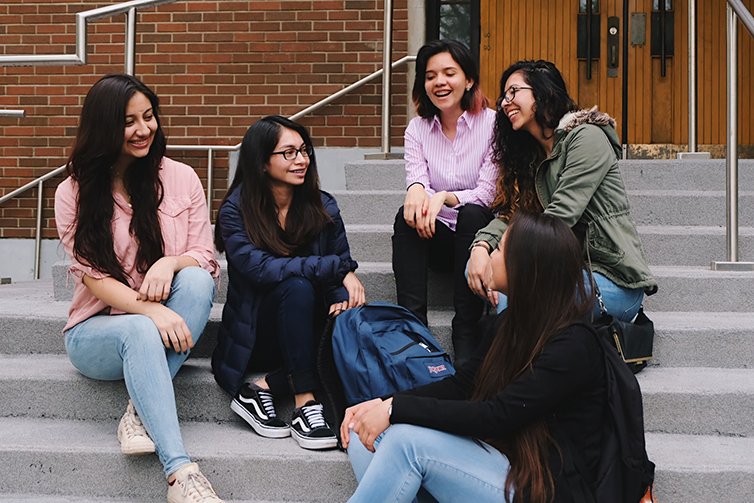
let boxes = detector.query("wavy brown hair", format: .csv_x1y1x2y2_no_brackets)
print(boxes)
65,74,166,284
215,115,330,256
490,60,577,219
471,211,592,503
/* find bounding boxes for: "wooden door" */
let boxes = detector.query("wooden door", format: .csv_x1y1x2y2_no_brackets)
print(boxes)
480,0,686,144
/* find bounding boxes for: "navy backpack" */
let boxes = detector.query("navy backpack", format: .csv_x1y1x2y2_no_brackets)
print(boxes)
331,302,455,405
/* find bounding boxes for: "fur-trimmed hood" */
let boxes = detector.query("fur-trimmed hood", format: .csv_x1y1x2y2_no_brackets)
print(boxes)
555,106,622,159
556,106,617,133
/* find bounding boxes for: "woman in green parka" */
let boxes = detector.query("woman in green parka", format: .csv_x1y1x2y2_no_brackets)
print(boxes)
466,60,657,320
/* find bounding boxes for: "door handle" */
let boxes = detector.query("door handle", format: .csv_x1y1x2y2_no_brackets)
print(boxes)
607,17,620,78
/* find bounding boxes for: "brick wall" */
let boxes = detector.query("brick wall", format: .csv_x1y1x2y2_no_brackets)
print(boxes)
0,0,410,238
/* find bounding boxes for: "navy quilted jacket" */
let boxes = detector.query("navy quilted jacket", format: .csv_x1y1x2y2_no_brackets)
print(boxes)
211,187,358,395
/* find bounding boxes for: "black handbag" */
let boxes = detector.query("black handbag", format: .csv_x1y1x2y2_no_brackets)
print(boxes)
584,239,655,374
593,307,655,374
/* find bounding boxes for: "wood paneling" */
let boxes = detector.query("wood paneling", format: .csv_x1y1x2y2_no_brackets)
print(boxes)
479,0,754,146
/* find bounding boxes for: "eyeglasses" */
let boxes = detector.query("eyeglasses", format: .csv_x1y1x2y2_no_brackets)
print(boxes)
271,145,312,161
500,85,534,105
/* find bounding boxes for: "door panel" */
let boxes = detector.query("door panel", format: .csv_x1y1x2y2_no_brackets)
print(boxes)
478,0,754,147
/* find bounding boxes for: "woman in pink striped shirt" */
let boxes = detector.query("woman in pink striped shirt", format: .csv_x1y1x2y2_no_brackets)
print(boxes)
393,40,497,366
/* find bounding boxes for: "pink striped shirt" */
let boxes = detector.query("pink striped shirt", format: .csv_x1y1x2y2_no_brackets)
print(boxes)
403,107,497,231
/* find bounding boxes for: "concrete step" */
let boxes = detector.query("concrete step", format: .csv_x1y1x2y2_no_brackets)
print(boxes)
646,266,754,312
0,280,454,359
0,496,280,503
637,367,754,436
645,432,754,503
11,272,754,366
0,417,356,502
343,158,754,192
0,415,750,503
330,189,754,228
344,224,754,266
636,225,754,266
2,355,752,437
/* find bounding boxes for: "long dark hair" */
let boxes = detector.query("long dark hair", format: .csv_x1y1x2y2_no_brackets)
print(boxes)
412,39,488,118
472,211,592,503
491,60,577,219
65,73,167,284
215,115,330,256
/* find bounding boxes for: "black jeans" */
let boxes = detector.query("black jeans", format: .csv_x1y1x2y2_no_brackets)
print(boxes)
392,203,494,365
250,276,323,396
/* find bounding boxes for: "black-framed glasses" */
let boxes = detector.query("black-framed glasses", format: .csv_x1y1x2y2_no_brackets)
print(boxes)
271,145,312,161
500,85,534,105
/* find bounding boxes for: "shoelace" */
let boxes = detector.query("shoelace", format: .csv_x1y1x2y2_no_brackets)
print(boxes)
257,389,278,419
125,405,148,437
180,470,217,501
301,403,327,429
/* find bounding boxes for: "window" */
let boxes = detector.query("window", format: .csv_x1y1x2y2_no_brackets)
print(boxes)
426,0,480,62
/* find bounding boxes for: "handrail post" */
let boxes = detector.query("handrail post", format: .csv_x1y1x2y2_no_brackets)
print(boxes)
688,0,697,152
35,180,44,280
678,0,709,160
380,0,394,156
125,7,137,75
711,3,754,270
206,149,214,216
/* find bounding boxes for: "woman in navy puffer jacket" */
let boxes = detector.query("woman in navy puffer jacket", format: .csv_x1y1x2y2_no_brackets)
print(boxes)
213,115,364,450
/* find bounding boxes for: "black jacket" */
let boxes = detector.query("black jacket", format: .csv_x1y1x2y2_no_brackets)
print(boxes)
212,188,357,395
392,316,606,503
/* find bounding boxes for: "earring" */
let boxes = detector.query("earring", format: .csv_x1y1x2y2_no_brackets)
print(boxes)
466,86,471,91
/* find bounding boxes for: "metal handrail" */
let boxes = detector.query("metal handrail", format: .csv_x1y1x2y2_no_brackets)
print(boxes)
0,0,174,67
0,54,415,279
0,54,417,209
0,0,175,118
711,0,754,270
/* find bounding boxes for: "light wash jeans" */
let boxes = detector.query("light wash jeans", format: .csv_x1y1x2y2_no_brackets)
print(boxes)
495,271,644,322
64,267,215,478
347,424,512,503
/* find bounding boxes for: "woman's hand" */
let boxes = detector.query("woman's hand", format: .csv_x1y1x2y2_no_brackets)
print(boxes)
329,301,347,317
467,243,497,305
416,191,459,239
342,271,366,309
143,303,193,353
139,257,178,302
340,398,389,450
352,397,393,452
403,184,429,230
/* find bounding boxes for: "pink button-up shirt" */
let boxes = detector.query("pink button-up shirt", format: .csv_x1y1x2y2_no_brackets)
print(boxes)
404,107,497,231
55,157,220,332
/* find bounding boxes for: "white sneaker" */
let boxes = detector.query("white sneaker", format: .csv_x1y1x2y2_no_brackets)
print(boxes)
117,400,156,455
167,462,224,503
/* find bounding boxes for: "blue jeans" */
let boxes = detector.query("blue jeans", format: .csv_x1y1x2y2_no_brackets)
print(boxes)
347,424,511,503
495,271,644,322
64,267,215,478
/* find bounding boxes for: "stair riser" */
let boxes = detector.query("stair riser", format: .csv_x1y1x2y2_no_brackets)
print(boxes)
645,274,754,312
343,160,754,191
52,264,754,312
0,448,749,503
331,190,754,227
344,228,754,266
5,312,754,369
2,363,749,437
0,451,356,502
643,394,754,437
652,470,754,503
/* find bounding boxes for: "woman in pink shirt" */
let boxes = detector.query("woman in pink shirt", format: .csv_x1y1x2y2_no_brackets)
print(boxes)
393,40,496,366
54,74,223,503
